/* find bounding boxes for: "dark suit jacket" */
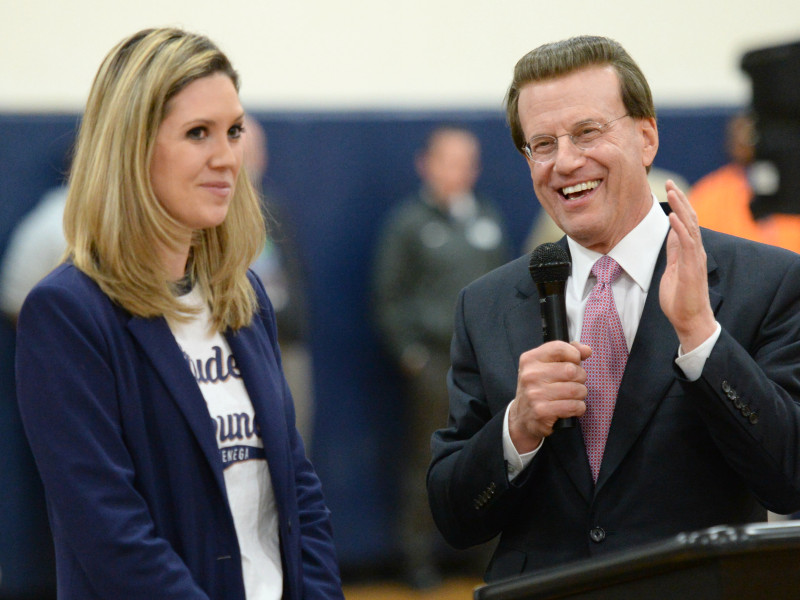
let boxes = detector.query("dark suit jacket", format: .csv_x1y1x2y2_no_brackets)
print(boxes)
15,264,343,600
427,227,800,582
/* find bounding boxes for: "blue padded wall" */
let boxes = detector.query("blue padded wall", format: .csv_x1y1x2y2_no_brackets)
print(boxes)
0,107,737,592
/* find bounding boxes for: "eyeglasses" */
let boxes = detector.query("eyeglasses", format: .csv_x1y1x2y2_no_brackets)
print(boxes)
522,114,631,164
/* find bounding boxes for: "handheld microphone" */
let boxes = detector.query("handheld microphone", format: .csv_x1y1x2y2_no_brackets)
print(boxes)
529,243,576,429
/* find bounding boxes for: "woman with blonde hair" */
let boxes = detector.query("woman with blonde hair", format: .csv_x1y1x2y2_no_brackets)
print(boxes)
15,28,343,600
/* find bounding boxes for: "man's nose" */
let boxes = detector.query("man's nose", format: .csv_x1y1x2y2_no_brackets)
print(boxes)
552,137,586,173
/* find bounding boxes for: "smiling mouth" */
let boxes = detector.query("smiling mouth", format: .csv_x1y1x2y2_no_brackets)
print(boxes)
560,180,600,200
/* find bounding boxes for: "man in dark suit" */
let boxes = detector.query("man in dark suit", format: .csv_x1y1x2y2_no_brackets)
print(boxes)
427,35,800,583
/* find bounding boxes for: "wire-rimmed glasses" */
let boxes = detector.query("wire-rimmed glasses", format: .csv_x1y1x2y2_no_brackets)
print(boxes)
522,114,631,164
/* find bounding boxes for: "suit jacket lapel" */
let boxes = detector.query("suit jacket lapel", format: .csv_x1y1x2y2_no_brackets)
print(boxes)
595,238,723,492
508,239,594,503
127,316,227,496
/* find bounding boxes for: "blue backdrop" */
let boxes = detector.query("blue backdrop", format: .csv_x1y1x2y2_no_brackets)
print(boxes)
0,106,737,594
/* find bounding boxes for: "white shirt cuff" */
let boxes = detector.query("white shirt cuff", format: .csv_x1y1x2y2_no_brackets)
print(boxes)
503,402,542,481
675,322,722,381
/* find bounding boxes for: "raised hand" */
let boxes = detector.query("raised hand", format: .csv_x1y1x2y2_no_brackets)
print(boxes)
659,180,717,352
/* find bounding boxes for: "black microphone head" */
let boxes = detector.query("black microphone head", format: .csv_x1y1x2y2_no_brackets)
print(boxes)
529,242,571,284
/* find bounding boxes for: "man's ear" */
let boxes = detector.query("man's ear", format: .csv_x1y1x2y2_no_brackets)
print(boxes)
640,117,659,168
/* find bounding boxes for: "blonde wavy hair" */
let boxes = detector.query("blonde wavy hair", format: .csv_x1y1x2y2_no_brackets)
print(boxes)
64,27,265,332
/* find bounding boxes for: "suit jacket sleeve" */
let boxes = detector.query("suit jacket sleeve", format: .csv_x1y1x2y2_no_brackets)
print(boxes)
15,278,210,599
683,243,800,513
427,277,537,549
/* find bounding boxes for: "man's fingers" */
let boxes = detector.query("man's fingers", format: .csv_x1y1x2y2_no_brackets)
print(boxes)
522,340,585,366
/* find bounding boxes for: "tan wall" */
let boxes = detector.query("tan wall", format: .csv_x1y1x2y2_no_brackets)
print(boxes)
1,0,799,111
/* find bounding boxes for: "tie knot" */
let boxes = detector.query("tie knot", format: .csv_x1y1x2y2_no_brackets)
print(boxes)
591,256,622,285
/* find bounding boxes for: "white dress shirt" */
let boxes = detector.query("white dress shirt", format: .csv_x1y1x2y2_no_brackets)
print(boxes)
503,197,722,479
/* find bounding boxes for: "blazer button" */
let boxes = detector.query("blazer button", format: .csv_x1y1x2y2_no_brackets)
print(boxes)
589,527,606,543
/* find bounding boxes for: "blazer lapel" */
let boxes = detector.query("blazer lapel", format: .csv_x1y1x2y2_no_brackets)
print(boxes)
508,241,594,504
595,238,723,492
226,327,292,510
127,316,227,495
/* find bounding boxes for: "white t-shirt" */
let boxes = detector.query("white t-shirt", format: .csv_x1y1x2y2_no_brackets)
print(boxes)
168,287,282,599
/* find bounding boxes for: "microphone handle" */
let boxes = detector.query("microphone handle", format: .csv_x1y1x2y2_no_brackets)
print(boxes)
540,292,577,429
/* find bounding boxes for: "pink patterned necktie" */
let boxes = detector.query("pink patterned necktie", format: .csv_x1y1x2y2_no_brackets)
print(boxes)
579,256,628,482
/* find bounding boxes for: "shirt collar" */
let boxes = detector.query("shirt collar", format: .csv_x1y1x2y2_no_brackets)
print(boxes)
566,194,670,293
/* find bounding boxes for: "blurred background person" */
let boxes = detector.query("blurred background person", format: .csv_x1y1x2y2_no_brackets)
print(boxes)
15,27,343,599
0,184,68,599
245,115,315,447
0,186,68,324
370,125,510,589
0,155,72,600
689,112,800,253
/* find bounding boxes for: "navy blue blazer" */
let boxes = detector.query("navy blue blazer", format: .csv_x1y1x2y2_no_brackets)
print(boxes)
15,264,343,599
428,227,800,581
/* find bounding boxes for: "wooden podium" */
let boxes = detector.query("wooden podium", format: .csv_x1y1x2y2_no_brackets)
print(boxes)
474,521,800,600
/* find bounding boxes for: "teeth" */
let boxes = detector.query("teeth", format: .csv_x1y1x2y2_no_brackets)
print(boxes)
562,180,599,196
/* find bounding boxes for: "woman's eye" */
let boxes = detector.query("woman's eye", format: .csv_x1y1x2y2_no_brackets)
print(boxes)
229,124,244,139
187,126,207,140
